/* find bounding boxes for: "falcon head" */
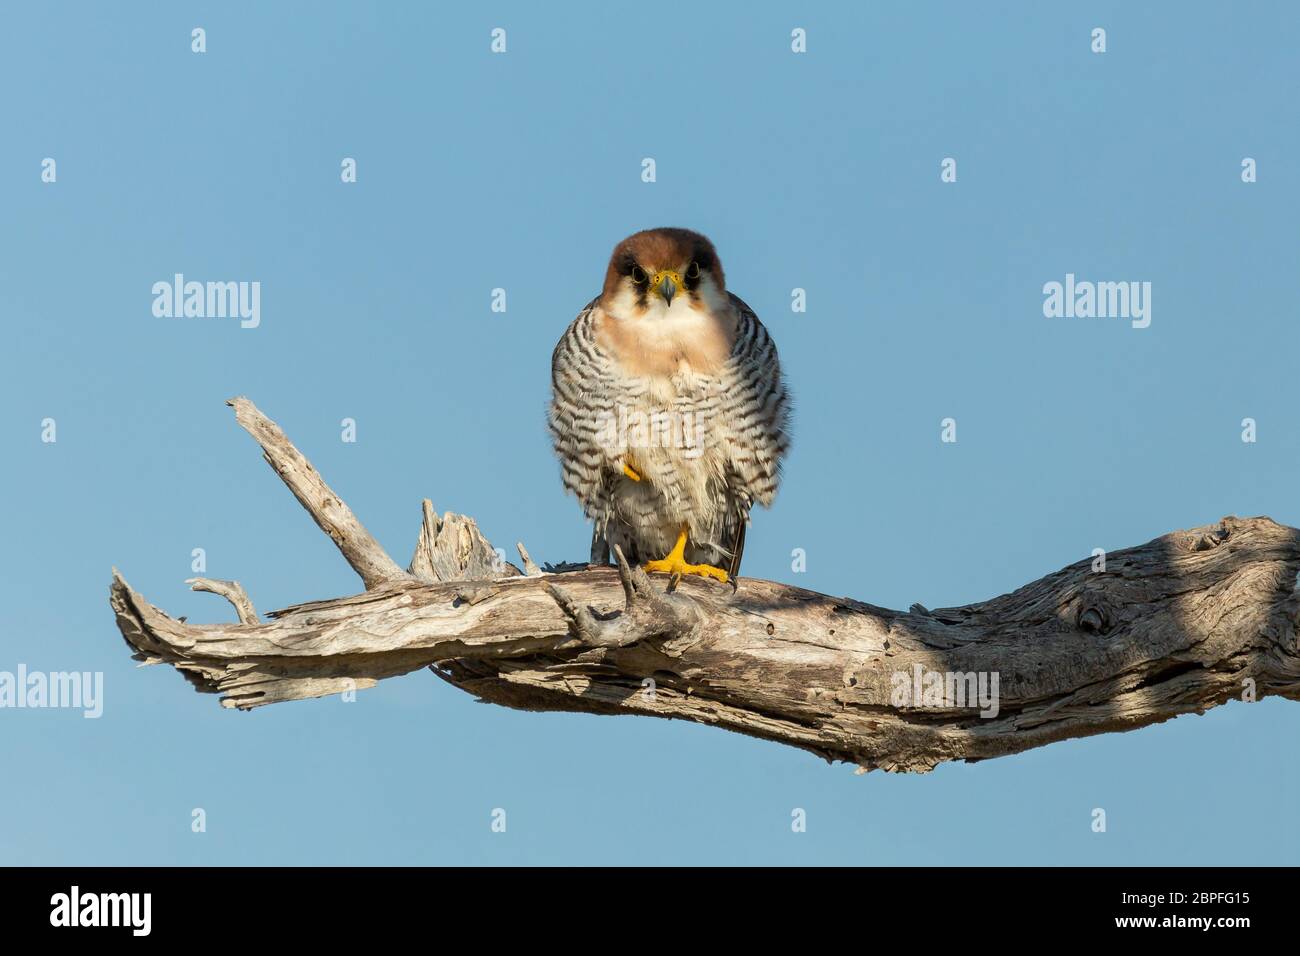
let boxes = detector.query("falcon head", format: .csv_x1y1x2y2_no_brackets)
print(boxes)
601,228,728,320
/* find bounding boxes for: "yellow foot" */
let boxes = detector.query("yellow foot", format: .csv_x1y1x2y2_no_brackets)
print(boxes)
643,529,729,584
644,555,728,583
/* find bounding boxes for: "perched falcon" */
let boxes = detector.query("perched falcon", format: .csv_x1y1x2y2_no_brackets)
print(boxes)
549,227,791,584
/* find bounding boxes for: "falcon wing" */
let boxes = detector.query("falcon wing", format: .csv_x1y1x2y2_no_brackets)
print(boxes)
718,293,792,577
549,297,617,529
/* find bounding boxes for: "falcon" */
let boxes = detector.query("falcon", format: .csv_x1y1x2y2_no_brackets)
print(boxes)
549,228,791,584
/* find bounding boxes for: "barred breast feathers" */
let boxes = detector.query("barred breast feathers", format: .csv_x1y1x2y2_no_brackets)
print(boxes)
549,292,790,544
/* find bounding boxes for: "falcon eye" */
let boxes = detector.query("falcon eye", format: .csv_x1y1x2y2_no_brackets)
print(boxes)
686,261,701,280
630,265,648,284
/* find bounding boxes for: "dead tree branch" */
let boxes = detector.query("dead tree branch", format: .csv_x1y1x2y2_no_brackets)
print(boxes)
225,396,407,590
185,577,258,624
108,398,1300,772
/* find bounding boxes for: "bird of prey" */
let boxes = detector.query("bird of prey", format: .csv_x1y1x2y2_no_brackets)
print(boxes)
549,227,791,584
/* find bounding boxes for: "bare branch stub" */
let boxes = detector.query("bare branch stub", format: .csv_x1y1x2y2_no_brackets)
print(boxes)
408,498,521,582
547,546,705,649
107,398,1300,773
516,541,543,577
226,396,408,590
185,577,258,624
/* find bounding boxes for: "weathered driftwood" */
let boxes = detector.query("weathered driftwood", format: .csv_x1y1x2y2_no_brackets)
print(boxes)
108,398,1300,772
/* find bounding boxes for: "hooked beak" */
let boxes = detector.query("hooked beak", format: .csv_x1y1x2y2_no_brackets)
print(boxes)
653,271,681,306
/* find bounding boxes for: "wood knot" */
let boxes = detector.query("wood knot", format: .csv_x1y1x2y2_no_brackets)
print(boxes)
1076,592,1114,635
1187,521,1230,552
452,585,495,607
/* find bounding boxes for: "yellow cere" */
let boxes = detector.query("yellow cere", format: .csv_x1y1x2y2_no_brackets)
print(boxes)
651,270,683,293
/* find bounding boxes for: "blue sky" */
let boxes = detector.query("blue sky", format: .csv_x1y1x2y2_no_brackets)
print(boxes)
1,1,1297,864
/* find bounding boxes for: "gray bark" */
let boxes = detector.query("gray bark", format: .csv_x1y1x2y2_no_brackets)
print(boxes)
108,398,1300,772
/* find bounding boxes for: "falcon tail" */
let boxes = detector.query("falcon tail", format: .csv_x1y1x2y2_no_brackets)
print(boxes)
726,518,747,580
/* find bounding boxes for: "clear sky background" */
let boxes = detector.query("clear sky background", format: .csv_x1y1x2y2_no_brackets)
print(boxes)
2,1,1297,865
